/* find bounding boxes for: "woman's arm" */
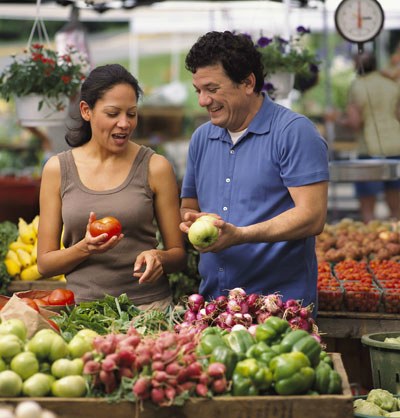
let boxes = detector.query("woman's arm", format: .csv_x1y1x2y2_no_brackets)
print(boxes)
133,154,187,283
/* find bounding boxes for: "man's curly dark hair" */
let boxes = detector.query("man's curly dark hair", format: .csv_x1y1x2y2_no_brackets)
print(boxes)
185,31,265,94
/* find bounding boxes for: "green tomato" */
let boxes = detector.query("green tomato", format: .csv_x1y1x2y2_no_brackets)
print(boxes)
0,358,7,372
0,370,22,397
51,358,83,378
188,216,219,248
0,318,27,341
22,372,55,397
76,329,99,341
68,335,93,359
51,375,87,397
0,334,24,361
49,334,69,362
10,351,39,380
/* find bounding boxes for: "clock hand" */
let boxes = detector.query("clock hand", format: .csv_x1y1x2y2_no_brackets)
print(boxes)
357,0,362,29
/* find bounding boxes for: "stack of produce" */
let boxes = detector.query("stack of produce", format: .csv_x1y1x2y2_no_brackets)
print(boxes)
0,318,94,398
354,388,400,417
317,261,343,311
4,216,65,283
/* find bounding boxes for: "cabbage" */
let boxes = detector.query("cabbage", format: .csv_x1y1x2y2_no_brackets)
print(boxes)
367,389,398,412
353,399,387,416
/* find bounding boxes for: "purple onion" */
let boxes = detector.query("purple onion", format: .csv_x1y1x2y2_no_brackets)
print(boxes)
187,293,205,312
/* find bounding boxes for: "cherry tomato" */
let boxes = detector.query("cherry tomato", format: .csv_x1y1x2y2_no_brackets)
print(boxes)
20,297,40,312
48,289,75,306
89,216,122,241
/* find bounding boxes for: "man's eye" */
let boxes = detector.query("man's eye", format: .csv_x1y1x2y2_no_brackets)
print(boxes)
208,88,218,93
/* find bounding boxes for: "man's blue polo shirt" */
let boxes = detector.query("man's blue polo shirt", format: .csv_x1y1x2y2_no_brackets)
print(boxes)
181,95,329,307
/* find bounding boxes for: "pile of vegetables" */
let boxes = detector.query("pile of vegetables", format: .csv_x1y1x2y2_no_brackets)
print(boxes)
354,389,400,417
177,288,319,339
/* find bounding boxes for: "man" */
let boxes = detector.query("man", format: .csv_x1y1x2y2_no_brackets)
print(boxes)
179,31,329,309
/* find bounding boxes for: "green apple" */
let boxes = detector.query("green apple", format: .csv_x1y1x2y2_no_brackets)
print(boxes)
188,215,219,248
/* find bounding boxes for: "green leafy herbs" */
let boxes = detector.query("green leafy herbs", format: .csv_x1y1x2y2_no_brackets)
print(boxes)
0,221,18,295
53,293,184,341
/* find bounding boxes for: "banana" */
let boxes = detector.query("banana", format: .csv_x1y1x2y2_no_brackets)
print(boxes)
18,217,36,245
5,249,21,267
20,264,42,281
16,249,32,269
48,274,66,281
4,259,21,277
30,240,38,264
9,241,34,253
31,215,40,235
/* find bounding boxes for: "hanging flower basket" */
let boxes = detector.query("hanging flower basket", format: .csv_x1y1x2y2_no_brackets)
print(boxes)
15,94,69,127
265,72,295,100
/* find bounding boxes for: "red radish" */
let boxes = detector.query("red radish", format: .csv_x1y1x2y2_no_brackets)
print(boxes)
207,362,226,378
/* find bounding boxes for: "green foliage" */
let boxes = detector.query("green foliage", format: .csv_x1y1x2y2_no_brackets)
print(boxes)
0,43,89,110
0,221,18,295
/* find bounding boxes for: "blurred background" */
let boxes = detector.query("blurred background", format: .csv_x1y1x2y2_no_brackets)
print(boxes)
0,0,400,222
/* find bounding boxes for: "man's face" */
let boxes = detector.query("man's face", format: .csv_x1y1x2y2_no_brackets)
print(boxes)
192,63,253,132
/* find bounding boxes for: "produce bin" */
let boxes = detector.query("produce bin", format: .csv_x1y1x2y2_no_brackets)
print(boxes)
361,332,400,394
0,354,354,418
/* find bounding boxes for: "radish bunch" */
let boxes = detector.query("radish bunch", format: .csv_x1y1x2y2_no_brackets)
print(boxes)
82,326,228,405
177,288,319,338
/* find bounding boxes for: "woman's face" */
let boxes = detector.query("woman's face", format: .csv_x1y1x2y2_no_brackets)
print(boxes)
81,83,138,152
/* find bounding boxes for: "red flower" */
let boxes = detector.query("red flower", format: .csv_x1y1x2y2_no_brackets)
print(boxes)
32,53,43,62
61,75,71,84
31,43,43,50
62,54,72,63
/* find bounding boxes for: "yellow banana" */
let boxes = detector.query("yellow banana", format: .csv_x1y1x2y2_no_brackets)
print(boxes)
9,241,34,253
30,240,38,264
4,259,21,277
16,249,32,269
48,274,66,281
5,250,21,267
18,217,36,245
31,215,40,235
20,264,42,281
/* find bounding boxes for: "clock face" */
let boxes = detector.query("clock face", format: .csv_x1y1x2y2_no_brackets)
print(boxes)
335,0,385,44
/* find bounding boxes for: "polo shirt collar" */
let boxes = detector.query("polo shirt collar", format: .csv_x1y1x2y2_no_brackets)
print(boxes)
208,93,274,141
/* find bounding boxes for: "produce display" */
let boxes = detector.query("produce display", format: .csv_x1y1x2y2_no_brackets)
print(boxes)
354,388,400,417
316,219,400,313
0,289,344,405
3,217,65,283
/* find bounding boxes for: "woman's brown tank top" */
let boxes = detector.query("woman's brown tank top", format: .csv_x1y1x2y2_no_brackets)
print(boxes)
58,146,171,304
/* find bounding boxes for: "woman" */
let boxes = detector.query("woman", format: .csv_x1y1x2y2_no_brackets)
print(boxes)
37,64,186,309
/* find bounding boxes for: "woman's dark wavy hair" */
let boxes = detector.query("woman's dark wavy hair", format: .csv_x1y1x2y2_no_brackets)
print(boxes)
65,63,143,147
185,31,265,93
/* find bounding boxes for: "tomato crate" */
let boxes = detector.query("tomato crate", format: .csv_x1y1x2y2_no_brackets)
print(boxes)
0,353,354,418
381,289,400,314
342,283,382,312
317,277,344,311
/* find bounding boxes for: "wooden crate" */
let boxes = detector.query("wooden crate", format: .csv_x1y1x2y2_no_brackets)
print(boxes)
0,354,354,418
7,280,66,293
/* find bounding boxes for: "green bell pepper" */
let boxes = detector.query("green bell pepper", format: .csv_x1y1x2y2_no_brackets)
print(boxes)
199,327,227,355
246,341,277,366
319,350,333,367
232,358,273,395
280,329,321,367
210,344,238,379
224,329,255,357
313,361,342,394
270,351,315,395
255,316,290,345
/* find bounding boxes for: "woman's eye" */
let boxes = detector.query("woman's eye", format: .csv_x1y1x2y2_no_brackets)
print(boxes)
128,113,137,118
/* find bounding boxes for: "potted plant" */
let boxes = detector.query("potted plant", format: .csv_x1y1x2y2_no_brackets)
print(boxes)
0,43,89,126
251,26,320,100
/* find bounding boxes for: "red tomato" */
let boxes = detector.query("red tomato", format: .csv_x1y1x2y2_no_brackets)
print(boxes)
47,318,60,332
89,216,122,240
20,297,40,312
33,298,48,307
48,289,75,306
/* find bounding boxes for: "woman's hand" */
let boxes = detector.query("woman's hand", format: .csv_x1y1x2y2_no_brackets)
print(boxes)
133,249,164,284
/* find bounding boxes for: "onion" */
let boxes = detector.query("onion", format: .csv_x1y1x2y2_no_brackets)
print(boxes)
263,293,284,315
196,308,207,321
187,294,205,312
248,324,258,337
15,401,42,418
215,295,228,309
299,307,311,319
231,324,247,332
184,310,197,323
226,299,241,313
205,302,218,316
228,287,247,301
246,293,260,313
288,316,310,331
310,332,322,343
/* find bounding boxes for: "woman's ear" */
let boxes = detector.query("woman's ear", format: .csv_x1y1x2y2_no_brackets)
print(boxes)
80,101,91,121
